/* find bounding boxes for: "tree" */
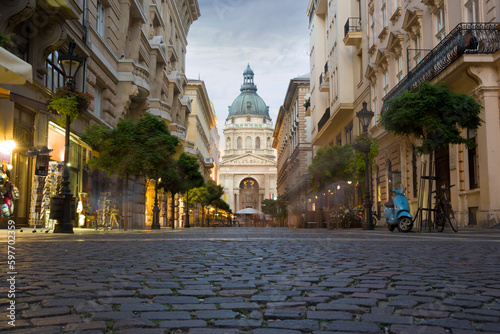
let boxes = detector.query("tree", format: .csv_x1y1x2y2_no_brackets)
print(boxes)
204,180,224,226
82,113,179,229
190,186,209,226
381,81,483,155
380,81,483,230
261,199,278,216
308,144,357,191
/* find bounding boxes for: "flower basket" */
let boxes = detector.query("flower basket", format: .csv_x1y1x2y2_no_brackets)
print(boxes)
352,133,375,153
48,86,93,124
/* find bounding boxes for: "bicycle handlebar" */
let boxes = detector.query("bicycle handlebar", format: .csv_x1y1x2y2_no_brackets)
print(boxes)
431,184,455,194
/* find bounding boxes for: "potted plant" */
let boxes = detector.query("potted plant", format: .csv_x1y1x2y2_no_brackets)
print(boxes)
48,86,93,124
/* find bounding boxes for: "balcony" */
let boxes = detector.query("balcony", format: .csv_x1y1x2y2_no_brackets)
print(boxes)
382,22,500,111
343,17,362,46
317,107,330,133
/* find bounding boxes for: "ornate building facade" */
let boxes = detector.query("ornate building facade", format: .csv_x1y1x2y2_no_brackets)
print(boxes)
219,65,277,213
0,0,200,229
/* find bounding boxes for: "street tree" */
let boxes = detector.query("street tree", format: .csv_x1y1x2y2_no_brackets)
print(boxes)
381,81,483,229
82,113,179,229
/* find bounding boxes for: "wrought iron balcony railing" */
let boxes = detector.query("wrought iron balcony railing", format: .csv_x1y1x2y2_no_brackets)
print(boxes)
318,107,330,132
382,22,500,111
344,17,361,37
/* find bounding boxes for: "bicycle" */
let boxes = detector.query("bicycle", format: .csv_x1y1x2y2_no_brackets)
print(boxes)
432,184,458,233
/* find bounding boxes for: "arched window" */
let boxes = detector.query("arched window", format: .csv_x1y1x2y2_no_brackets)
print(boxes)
237,137,242,149
255,137,261,149
246,136,252,149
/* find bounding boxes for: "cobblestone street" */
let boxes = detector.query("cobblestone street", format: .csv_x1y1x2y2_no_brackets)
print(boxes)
2,227,500,334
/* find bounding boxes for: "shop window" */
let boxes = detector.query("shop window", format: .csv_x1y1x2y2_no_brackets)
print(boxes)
468,129,478,189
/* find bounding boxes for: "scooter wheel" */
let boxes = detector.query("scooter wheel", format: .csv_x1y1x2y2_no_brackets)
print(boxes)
387,224,395,232
397,217,413,233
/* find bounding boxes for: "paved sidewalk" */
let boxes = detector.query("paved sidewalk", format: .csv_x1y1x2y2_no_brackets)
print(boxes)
2,226,500,333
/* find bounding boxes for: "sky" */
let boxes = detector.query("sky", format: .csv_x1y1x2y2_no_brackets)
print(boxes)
185,0,310,150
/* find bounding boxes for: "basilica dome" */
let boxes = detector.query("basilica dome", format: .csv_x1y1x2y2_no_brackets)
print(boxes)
227,65,270,119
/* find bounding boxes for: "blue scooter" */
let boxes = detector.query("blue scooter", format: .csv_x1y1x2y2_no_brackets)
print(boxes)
384,188,413,232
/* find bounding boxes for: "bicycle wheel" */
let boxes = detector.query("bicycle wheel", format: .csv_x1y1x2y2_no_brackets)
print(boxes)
434,204,445,232
444,203,458,233
371,214,378,227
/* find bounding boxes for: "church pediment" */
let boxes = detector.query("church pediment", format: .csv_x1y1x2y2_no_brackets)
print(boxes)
221,153,276,167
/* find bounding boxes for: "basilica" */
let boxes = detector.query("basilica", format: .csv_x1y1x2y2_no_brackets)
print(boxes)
219,65,277,213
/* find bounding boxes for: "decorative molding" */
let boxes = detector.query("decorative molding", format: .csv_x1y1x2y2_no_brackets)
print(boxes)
35,22,67,80
386,31,405,56
0,0,36,34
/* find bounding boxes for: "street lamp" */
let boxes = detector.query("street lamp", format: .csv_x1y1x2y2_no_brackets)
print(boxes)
356,101,375,230
52,41,84,234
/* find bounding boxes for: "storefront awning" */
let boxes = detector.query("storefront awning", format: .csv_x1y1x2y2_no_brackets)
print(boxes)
0,46,33,85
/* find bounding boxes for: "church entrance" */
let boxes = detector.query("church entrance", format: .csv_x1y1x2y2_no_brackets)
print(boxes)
239,178,260,210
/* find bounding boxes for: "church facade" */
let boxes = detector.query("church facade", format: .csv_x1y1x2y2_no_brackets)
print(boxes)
220,65,277,213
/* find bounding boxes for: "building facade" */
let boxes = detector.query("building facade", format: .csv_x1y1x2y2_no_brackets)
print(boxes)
273,74,312,228
219,65,277,214
0,0,200,229
186,79,217,181
307,0,500,228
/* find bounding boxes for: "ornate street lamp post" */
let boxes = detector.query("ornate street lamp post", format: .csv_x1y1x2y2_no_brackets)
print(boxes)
356,102,375,231
52,41,84,234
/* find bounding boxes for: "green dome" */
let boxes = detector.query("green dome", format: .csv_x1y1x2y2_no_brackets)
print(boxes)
227,65,270,119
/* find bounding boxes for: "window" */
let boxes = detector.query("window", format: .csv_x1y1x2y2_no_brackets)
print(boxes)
97,1,105,37
382,0,387,28
245,136,252,149
383,71,389,96
345,123,353,145
370,13,375,45
413,35,421,67
255,137,261,149
94,85,102,118
468,129,478,189
237,137,242,149
336,134,341,146
396,55,403,83
247,117,251,122
436,7,446,42
44,51,65,92
372,85,378,122
466,0,479,23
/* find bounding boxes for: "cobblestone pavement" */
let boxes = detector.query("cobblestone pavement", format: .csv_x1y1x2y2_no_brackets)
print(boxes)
2,226,500,334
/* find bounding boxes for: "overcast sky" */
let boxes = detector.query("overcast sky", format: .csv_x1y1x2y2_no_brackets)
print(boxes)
185,0,310,148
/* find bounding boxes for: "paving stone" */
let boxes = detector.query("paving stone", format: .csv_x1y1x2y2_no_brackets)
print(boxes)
212,319,263,328
188,329,240,334
137,288,173,296
155,296,201,304
400,309,449,318
266,319,320,330
2,326,62,334
253,329,302,334
326,320,382,333
177,290,216,297
264,309,302,319
307,310,353,320
172,303,218,311
219,302,260,310
115,329,164,334
20,306,71,318
112,318,157,329
419,318,473,330
30,314,82,326
119,303,169,311
362,314,413,325
140,311,191,320
194,310,238,319
333,298,379,307
203,297,244,303
63,321,108,332
218,289,258,297
91,311,138,320
389,324,446,334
